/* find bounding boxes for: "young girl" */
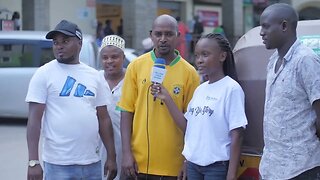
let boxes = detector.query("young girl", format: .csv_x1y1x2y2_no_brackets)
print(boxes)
151,33,247,180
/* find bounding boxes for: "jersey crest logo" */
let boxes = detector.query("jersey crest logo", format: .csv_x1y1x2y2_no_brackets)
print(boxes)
142,78,146,84
173,86,180,95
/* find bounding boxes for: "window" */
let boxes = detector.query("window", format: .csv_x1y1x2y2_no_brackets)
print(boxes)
0,40,54,67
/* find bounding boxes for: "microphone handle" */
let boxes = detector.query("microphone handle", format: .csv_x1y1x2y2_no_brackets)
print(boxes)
153,82,158,101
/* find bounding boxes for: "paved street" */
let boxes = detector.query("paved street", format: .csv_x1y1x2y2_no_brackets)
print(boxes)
0,118,28,180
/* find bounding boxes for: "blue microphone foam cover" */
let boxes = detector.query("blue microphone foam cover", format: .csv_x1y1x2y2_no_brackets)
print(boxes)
154,58,166,69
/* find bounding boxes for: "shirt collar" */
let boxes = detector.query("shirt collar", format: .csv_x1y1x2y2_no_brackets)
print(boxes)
283,39,301,62
151,49,181,66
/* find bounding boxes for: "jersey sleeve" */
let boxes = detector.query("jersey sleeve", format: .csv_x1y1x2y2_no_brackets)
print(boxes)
297,52,320,104
25,66,48,104
117,63,137,112
95,72,109,107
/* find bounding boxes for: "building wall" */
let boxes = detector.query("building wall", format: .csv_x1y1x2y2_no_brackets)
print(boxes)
122,0,157,50
2,0,318,42
292,0,320,10
222,0,243,46
96,4,121,35
22,0,34,30
0,0,96,35
34,0,49,31
292,0,320,20
0,0,21,20
0,0,22,27
49,0,96,35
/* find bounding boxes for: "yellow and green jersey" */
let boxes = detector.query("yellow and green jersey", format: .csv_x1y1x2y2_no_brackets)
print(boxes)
118,50,200,176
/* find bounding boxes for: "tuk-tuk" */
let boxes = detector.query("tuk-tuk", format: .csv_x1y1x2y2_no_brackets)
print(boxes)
234,20,320,179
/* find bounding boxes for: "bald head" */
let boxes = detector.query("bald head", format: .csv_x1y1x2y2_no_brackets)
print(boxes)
152,14,178,32
260,3,298,52
150,14,179,60
263,3,298,30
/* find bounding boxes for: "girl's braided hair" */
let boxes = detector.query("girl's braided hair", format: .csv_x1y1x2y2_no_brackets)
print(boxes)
200,33,238,81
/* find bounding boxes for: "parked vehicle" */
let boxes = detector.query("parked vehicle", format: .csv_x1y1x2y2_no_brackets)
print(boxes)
0,31,99,118
234,20,320,179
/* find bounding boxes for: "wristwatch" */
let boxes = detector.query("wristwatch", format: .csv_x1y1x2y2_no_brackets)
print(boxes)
28,160,40,167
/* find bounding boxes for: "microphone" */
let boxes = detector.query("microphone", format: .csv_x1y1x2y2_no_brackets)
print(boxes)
151,58,166,101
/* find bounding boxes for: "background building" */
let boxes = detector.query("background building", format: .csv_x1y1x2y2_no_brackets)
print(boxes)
0,0,319,50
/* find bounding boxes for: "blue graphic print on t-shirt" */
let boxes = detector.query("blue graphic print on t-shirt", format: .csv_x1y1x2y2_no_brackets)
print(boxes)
60,76,95,97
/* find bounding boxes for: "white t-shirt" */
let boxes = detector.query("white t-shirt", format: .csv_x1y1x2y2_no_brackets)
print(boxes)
182,76,248,166
99,71,123,180
26,60,108,165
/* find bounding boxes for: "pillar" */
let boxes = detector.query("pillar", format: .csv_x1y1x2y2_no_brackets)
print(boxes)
222,0,243,47
122,0,157,51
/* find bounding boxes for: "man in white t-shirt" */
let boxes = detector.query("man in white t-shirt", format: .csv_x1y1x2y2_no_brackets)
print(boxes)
26,20,117,180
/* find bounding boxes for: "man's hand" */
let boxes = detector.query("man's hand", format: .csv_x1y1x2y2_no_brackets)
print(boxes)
178,160,187,180
104,158,117,180
122,151,138,179
27,103,44,180
27,165,43,180
312,100,320,139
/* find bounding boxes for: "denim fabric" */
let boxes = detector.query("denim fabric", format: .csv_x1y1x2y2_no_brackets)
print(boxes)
186,161,228,180
44,161,102,180
121,173,177,180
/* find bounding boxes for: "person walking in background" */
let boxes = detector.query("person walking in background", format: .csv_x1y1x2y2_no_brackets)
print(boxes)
151,33,247,180
11,11,21,30
96,21,105,47
213,25,225,37
259,3,320,179
193,16,203,38
190,15,204,61
26,20,117,180
99,34,126,180
118,14,200,179
176,16,189,59
117,19,123,37
104,19,115,36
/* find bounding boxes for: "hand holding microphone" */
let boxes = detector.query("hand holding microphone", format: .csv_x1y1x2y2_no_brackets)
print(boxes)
151,83,170,101
151,58,166,101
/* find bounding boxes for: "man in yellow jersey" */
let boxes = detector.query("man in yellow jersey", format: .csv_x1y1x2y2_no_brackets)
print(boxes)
118,14,200,179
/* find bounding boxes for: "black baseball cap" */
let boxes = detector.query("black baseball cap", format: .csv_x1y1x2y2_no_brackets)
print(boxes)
46,20,82,40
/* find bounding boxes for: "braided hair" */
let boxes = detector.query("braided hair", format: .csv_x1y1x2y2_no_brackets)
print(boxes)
199,33,238,81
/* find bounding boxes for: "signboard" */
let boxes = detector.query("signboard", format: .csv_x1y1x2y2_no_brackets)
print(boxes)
197,10,219,27
1,20,14,31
